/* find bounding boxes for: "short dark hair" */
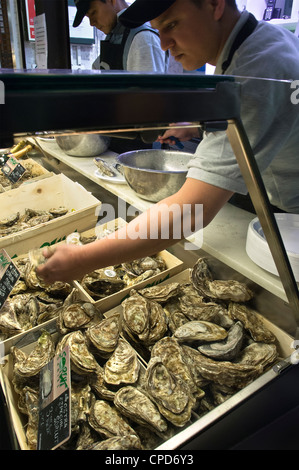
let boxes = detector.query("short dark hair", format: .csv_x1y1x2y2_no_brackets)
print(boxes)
191,0,237,8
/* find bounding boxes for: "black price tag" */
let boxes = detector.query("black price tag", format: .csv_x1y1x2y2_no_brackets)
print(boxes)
1,156,26,183
37,346,71,450
0,249,20,310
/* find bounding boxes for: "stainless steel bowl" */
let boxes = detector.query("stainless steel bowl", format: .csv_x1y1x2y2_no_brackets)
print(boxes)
55,134,110,157
117,149,192,202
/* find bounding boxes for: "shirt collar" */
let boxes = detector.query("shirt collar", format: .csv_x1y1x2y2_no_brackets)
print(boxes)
215,10,250,74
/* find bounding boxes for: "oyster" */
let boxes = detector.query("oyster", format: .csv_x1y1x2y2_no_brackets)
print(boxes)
236,342,278,369
71,383,95,434
121,290,168,348
81,267,126,300
56,330,98,376
163,298,189,333
190,258,253,302
198,321,245,361
104,338,140,386
88,435,143,450
75,422,100,450
89,364,116,401
56,289,102,334
0,300,23,335
151,337,204,401
114,386,168,434
145,356,196,427
17,386,39,450
86,314,120,358
207,280,254,302
181,345,263,389
121,291,150,343
122,255,166,278
138,282,181,303
178,283,234,328
49,206,68,217
0,212,20,227
190,257,214,297
173,320,228,343
12,330,55,377
88,399,138,439
228,302,276,343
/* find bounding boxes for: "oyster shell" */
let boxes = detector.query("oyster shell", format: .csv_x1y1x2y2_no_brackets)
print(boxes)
151,337,204,401
88,434,143,450
207,280,254,302
122,255,166,278
190,258,253,302
163,298,189,334
236,342,278,369
173,320,228,343
56,330,98,376
114,386,168,434
17,386,39,450
0,212,20,227
56,289,102,334
198,321,245,361
86,314,120,358
181,345,262,389
89,364,116,401
145,356,196,427
121,291,150,343
178,283,234,328
138,282,181,303
103,338,140,386
88,399,138,439
121,290,168,348
71,383,95,433
228,302,276,343
0,300,23,335
12,330,55,377
81,267,126,300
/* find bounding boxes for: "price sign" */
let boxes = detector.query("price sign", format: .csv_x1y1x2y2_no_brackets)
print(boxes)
37,346,71,450
0,249,20,310
1,156,26,183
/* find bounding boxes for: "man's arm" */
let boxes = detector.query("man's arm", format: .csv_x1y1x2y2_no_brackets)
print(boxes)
37,178,233,283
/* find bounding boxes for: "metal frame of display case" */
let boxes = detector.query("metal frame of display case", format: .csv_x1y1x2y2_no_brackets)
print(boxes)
1,70,298,333
0,71,299,449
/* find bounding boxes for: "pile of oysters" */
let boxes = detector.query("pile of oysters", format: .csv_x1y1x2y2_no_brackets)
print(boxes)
7,258,279,450
0,206,69,238
79,255,167,300
0,255,72,341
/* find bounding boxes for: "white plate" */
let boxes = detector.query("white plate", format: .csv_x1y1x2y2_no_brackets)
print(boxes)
94,169,126,184
246,213,299,281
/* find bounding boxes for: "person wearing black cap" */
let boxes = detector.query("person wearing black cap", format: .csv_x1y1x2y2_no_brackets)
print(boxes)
73,0,168,72
37,0,299,285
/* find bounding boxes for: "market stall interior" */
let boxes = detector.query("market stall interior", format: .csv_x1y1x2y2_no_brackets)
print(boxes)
0,71,299,450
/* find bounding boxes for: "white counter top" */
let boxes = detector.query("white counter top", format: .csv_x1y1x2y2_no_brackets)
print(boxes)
35,138,291,302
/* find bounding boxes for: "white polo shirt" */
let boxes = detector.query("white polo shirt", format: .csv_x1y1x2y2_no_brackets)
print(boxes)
187,11,299,213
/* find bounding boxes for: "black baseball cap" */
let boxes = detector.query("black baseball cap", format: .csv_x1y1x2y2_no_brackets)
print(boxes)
73,0,91,27
119,0,176,28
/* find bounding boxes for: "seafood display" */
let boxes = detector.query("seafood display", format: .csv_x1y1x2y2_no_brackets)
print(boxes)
4,258,282,451
0,207,69,238
0,158,48,192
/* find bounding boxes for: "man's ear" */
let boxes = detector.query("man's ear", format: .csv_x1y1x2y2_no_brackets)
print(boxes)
209,0,226,21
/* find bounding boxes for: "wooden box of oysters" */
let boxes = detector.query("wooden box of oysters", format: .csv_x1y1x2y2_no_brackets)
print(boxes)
0,173,101,259
72,222,184,311
0,254,295,450
0,218,183,355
